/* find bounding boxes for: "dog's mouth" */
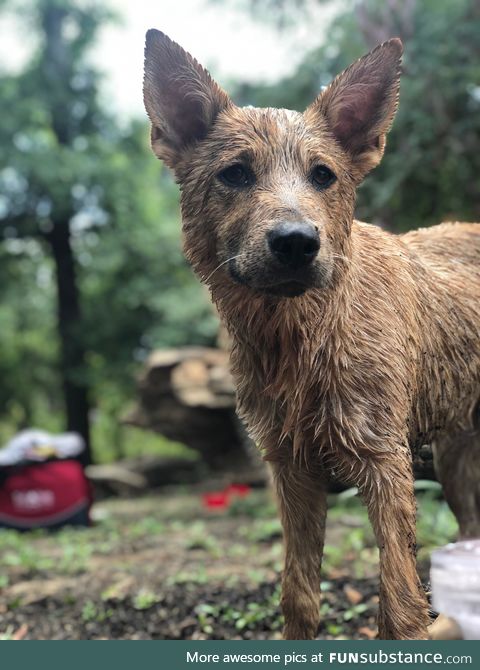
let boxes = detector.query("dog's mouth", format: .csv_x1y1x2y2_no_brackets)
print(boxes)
258,280,309,298
228,257,314,297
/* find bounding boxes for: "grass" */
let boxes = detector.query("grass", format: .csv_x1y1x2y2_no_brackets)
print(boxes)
81,600,114,623
195,584,283,635
0,487,457,582
0,503,170,577
0,485,460,640
133,589,159,610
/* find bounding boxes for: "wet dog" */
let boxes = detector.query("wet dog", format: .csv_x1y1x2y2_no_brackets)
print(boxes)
143,32,480,639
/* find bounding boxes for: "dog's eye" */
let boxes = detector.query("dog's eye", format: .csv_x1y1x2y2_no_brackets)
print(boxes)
311,165,336,190
218,164,253,188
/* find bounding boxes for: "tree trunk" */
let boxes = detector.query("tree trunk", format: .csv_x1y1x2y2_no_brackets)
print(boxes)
47,223,92,465
40,4,92,464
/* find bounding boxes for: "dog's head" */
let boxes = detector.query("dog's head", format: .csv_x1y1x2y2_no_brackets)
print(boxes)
143,31,402,298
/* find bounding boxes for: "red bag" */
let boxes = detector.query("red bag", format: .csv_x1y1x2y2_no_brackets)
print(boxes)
0,460,91,530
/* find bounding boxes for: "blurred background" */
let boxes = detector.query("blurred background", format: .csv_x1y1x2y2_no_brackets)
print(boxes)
0,0,478,640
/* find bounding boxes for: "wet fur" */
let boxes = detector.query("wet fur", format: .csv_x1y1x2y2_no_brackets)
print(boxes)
144,31,480,640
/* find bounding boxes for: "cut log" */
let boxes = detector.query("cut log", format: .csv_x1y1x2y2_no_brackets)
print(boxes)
124,347,257,472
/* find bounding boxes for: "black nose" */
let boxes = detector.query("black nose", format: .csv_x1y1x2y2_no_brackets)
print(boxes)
268,222,320,269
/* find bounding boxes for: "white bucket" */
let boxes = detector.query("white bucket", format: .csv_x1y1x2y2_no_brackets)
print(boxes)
431,539,480,640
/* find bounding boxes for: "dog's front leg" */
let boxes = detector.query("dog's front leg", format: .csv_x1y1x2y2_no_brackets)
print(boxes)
362,456,430,640
270,460,327,640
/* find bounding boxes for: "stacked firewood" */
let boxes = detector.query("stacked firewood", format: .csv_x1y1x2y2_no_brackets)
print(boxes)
124,347,255,471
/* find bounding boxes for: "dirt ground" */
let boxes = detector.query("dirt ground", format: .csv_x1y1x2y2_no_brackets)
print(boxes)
0,486,453,640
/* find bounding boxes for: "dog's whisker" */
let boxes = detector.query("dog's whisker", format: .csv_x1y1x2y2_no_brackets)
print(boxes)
204,255,244,284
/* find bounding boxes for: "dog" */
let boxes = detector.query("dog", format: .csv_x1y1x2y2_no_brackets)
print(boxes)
143,31,480,640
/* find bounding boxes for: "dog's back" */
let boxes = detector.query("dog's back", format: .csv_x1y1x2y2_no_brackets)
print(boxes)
347,220,479,449
402,221,479,438
402,221,480,282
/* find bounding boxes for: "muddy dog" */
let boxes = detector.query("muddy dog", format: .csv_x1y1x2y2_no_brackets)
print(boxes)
143,32,480,639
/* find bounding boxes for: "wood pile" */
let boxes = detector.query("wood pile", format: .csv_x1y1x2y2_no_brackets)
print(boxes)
123,347,256,472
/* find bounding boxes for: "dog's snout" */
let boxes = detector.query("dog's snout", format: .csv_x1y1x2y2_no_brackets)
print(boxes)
268,222,320,269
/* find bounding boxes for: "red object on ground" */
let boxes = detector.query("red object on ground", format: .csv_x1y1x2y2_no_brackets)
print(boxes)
226,483,251,498
0,460,91,529
202,483,252,510
202,491,231,510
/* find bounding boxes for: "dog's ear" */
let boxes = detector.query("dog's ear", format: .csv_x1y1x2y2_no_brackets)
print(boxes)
305,38,403,179
143,30,231,169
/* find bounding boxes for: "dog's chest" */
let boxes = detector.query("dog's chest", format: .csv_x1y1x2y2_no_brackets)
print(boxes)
232,331,395,462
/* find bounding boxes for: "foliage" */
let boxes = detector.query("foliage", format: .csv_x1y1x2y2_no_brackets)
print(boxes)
0,242,59,432
235,0,480,231
0,0,217,459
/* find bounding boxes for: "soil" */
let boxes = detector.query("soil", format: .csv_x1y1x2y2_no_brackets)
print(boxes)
0,488,433,640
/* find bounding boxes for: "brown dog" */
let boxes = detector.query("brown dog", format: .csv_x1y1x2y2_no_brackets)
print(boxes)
143,31,480,640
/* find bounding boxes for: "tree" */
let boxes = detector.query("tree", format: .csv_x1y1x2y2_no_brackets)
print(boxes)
0,0,113,461
0,0,217,461
0,241,59,434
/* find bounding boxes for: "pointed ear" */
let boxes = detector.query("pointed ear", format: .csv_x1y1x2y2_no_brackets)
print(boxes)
143,30,232,169
305,38,403,179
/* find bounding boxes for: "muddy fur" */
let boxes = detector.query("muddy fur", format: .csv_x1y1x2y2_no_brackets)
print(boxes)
144,31,480,640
